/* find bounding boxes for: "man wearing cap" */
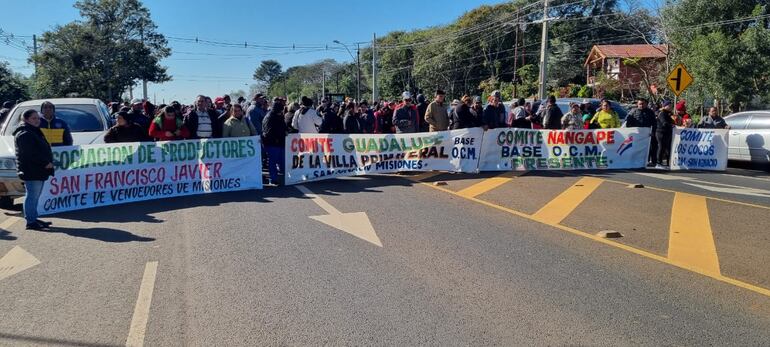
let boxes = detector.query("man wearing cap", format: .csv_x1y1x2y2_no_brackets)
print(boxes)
424,90,449,132
127,98,150,132
393,92,419,133
184,95,223,139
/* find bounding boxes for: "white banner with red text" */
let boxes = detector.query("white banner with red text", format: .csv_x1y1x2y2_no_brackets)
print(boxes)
478,127,652,171
285,128,484,184
669,128,728,171
38,136,263,215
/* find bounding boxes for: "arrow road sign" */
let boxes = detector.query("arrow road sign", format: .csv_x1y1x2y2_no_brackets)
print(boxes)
667,63,693,97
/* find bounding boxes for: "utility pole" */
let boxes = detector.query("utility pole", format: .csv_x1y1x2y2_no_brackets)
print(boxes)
32,34,37,74
512,12,520,98
322,69,326,100
141,26,148,101
356,43,361,102
372,33,378,103
537,0,550,101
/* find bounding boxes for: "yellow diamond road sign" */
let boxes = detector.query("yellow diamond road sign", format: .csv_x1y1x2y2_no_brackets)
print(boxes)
667,64,693,97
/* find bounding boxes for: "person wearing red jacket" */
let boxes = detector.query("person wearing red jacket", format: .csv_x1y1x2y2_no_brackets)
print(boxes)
149,106,191,141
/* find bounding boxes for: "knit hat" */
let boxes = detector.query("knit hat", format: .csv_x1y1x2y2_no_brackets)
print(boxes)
675,100,686,112
662,100,673,108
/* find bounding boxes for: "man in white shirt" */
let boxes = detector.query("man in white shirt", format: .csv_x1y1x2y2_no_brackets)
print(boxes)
292,96,322,133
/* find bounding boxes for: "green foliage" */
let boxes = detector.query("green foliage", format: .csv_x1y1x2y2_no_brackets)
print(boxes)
266,59,366,102
577,85,593,98
0,63,30,102
253,60,283,85
515,64,539,99
32,0,170,101
663,0,770,107
595,72,621,100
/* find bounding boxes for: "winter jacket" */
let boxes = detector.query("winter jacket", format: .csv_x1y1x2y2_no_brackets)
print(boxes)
471,105,484,127
149,116,190,141
656,109,675,134
542,104,564,130
698,115,728,129
393,104,419,133
14,123,54,181
262,110,287,147
183,109,223,139
343,112,364,134
424,101,449,132
39,116,73,147
126,109,150,132
319,110,344,134
104,124,147,143
247,102,266,134
292,107,323,133
590,110,621,129
482,104,505,129
374,108,394,133
222,116,257,138
625,107,656,129
452,103,477,130
360,110,375,133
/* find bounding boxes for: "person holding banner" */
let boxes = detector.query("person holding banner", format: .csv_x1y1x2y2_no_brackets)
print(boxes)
393,92,419,133
626,98,658,165
590,99,621,129
482,91,505,130
222,104,257,138
561,103,584,130
104,111,147,143
655,100,675,169
150,106,191,141
14,109,54,230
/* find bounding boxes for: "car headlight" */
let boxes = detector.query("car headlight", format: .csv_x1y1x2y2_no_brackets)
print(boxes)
0,158,17,170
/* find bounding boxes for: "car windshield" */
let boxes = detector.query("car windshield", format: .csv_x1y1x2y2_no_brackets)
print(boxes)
3,104,104,135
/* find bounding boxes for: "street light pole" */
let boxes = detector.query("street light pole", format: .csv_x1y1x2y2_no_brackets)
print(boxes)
333,40,360,101
538,0,550,101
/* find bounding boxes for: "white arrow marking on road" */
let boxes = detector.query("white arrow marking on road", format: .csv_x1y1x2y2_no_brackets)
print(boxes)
635,172,770,198
0,246,41,282
295,185,382,247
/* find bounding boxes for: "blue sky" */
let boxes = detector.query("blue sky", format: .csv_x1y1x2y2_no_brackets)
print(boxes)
1,0,511,103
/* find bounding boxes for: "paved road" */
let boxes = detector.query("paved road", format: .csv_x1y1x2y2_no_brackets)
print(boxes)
1,166,769,346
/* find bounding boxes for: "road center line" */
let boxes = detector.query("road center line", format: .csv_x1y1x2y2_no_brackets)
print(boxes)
532,177,603,224
668,193,721,276
126,261,159,347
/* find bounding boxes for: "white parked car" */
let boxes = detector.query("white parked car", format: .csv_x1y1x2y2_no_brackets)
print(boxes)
0,98,113,208
724,111,770,164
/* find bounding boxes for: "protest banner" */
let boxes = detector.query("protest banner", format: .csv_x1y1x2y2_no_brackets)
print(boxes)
669,128,728,171
38,137,263,215
285,128,483,184
479,128,651,171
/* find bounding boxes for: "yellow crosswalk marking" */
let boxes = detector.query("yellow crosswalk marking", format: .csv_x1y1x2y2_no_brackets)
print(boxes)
532,177,603,224
668,193,721,276
456,176,512,198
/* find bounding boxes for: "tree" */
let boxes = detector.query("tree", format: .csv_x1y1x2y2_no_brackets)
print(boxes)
0,62,30,102
32,0,170,101
253,60,283,88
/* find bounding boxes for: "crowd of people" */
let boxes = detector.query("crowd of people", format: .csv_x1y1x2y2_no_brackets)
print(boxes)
7,90,731,230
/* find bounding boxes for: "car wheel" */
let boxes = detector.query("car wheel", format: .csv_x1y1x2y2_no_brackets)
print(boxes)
0,196,14,209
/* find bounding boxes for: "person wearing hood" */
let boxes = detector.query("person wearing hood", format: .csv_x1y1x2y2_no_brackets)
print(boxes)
262,100,287,185
38,101,73,147
292,96,323,133
104,111,147,143
222,104,257,138
416,93,429,132
14,109,54,230
393,92,420,133
424,89,449,132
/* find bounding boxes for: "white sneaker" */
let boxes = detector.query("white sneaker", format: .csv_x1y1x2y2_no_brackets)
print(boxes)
654,165,666,170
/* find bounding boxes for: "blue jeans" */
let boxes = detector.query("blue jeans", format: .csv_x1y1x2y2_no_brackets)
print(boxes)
23,180,45,225
265,146,284,183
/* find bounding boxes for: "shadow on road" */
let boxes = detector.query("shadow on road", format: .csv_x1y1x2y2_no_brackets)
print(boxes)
0,333,119,347
0,230,17,241
36,226,156,243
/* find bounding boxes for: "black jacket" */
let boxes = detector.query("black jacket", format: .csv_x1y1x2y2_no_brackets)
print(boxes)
126,109,151,132
452,103,477,130
542,104,564,130
482,104,504,129
626,107,657,129
343,112,363,134
417,102,429,132
319,110,344,134
183,109,223,139
104,124,148,143
656,109,674,134
262,110,287,147
14,124,54,181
